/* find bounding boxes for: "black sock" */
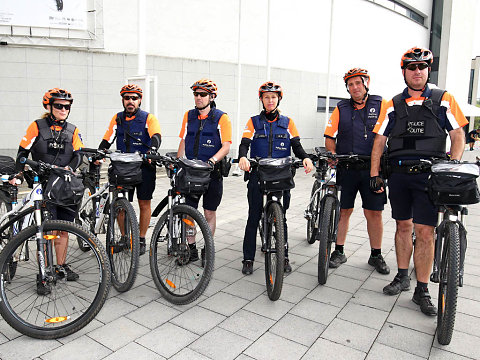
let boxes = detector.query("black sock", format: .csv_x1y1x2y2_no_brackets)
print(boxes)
397,268,408,278
416,281,428,291
371,248,381,257
139,237,145,243
335,244,344,254
189,242,196,250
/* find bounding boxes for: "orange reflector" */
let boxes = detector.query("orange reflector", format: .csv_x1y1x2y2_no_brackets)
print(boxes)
182,219,195,227
43,235,57,240
166,279,176,289
45,316,69,323
269,274,273,285
442,294,445,311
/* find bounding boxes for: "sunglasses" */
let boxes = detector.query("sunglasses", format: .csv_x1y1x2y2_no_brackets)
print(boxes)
406,63,429,71
123,95,140,101
193,92,209,98
52,103,71,110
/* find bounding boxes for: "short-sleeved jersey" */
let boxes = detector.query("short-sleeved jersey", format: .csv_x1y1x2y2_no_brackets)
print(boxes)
373,86,468,137
102,112,162,144
20,120,84,151
179,111,232,143
241,116,300,140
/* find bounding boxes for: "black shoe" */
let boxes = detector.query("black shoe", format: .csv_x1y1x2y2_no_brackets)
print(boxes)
139,238,146,256
412,287,437,316
36,275,51,296
329,250,347,268
56,264,79,281
242,260,253,275
189,248,199,262
368,254,390,275
383,275,410,295
284,258,292,273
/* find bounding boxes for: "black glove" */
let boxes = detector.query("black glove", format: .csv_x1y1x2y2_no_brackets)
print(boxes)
147,147,158,156
370,176,385,192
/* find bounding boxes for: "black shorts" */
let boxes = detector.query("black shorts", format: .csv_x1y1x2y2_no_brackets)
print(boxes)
128,164,156,201
46,203,77,222
185,175,223,211
337,168,386,211
388,172,437,226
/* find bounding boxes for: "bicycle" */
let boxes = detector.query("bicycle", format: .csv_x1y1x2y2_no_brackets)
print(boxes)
144,152,215,304
304,147,369,285
76,148,141,292
0,157,111,339
239,156,302,301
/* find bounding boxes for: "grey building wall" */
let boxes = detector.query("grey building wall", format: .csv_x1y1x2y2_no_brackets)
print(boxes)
0,46,324,157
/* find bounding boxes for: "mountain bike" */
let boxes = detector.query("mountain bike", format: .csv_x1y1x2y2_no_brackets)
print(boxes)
304,148,369,285
0,158,110,339
76,148,140,292
144,153,215,304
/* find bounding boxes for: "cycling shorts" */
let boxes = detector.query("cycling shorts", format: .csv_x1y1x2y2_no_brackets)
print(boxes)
388,172,437,226
46,203,77,222
337,168,386,211
128,164,156,201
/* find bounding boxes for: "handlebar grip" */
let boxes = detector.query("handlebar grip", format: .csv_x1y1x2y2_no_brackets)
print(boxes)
20,157,38,167
143,153,163,161
79,147,100,154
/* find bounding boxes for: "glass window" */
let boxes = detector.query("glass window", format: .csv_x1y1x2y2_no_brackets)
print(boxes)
317,96,345,113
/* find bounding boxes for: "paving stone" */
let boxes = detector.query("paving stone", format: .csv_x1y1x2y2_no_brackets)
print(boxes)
243,331,308,360
202,277,230,297
136,323,198,358
338,302,389,330
324,273,364,294
322,318,378,352
360,276,392,293
170,306,226,335
87,317,150,351
278,282,311,304
212,264,245,283
269,313,325,347
351,288,398,312
125,300,181,330
189,327,252,360
334,264,373,281
218,309,275,341
376,323,433,358
243,295,295,321
0,336,61,360
95,296,138,324
387,304,436,335
456,296,480,318
199,291,249,316
283,271,319,290
222,278,266,300
115,283,161,307
428,347,473,359
102,342,166,360
295,259,318,277
453,312,480,338
432,329,480,359
40,335,111,360
307,284,353,307
290,298,340,325
169,348,210,360
302,337,366,360
366,343,424,359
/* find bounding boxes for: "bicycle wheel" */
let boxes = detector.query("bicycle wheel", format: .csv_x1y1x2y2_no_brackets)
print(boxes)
437,221,460,345
318,195,335,285
264,202,285,301
76,184,96,252
0,220,110,339
0,190,12,247
307,181,321,244
150,204,214,305
106,197,140,292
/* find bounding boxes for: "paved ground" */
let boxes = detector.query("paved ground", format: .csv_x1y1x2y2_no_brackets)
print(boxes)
0,150,479,360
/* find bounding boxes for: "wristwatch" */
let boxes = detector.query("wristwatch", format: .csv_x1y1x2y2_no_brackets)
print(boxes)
211,156,218,164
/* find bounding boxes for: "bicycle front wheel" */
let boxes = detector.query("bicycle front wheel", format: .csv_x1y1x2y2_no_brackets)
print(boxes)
437,221,460,345
318,195,335,285
307,181,321,245
264,202,285,301
76,183,96,252
106,197,140,292
150,204,214,305
0,220,111,339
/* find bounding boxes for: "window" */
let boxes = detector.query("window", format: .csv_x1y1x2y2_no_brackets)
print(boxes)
370,0,426,26
317,96,345,113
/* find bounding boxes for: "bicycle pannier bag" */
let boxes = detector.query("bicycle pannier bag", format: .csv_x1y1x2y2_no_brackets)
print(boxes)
44,168,85,206
257,156,295,191
108,152,143,186
176,158,212,195
0,155,15,175
428,162,480,205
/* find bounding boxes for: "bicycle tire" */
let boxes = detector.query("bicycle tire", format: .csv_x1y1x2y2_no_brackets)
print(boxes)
0,190,13,247
106,197,140,292
307,181,321,245
76,183,96,252
150,204,214,305
0,220,110,339
437,221,460,345
318,195,335,285
264,202,285,301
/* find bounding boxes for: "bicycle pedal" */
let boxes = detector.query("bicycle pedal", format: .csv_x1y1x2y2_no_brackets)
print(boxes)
430,272,439,283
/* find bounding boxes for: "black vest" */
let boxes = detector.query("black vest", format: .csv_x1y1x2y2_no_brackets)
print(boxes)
388,88,447,158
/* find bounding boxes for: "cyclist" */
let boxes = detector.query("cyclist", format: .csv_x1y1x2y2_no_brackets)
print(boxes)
324,68,390,275
238,81,314,275
99,84,162,255
176,79,232,261
10,88,84,295
466,128,480,151
370,47,468,316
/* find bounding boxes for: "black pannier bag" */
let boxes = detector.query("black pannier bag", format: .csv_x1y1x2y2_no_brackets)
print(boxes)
0,155,15,175
44,168,85,206
428,162,480,205
257,156,295,191
108,152,143,186
176,158,212,195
